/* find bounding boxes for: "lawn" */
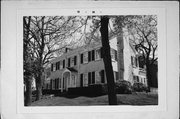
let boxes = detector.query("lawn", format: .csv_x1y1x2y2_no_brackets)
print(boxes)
31,93,158,106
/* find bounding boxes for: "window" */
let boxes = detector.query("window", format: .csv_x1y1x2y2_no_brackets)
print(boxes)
84,73,88,86
88,71,95,85
71,75,76,87
71,57,74,67
115,50,118,61
68,58,71,67
60,60,63,69
95,71,101,84
80,74,83,87
63,59,65,68
84,52,88,63
111,48,117,61
53,63,56,71
80,54,83,64
56,62,60,70
114,71,119,81
95,48,101,60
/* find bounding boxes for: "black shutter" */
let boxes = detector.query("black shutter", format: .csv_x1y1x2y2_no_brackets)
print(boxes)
100,48,103,58
92,50,95,61
101,70,105,83
88,51,91,62
51,64,53,71
68,58,70,67
88,72,91,85
92,72,95,84
74,56,77,65
81,54,83,64
63,60,65,68
80,74,83,87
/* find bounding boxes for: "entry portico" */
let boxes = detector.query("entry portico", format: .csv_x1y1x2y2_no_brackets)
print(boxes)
61,68,78,92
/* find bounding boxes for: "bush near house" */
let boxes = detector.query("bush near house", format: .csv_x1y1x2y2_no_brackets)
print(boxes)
132,82,148,92
68,84,108,96
115,80,132,94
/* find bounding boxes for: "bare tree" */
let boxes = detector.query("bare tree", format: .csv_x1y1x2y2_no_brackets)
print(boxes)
114,15,158,90
26,16,84,100
23,16,33,106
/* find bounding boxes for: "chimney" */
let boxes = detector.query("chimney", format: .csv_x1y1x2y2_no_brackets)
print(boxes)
117,33,124,81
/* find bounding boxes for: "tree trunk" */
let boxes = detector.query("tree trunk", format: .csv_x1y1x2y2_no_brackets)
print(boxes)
36,72,43,100
100,16,117,105
146,62,151,92
24,77,32,106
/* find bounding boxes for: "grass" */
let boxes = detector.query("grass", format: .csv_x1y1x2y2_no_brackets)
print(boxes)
30,92,158,106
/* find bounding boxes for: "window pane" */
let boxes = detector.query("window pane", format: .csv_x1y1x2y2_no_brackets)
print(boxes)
60,61,63,69
84,73,88,86
84,52,88,63
71,57,74,67
95,71,101,84
95,48,101,60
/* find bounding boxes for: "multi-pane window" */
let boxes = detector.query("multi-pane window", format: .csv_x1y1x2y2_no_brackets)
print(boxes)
60,60,63,69
87,71,96,85
131,56,138,67
114,71,119,81
53,63,56,71
56,62,60,70
95,71,101,84
71,75,76,87
111,48,117,61
84,73,88,86
84,52,88,63
95,48,101,60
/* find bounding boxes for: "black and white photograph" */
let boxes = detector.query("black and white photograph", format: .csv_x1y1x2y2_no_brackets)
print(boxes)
23,15,158,106
1,1,179,119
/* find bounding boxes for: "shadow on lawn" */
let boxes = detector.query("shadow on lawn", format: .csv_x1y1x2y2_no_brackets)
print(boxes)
55,93,106,99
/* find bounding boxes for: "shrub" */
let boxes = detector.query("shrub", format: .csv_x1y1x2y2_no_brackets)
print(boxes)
115,80,132,94
132,82,148,92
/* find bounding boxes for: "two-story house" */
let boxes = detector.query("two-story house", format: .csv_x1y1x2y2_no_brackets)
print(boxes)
44,34,147,92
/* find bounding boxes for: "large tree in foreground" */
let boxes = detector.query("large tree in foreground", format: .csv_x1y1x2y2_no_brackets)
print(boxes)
23,16,33,106
25,16,83,100
100,16,117,105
